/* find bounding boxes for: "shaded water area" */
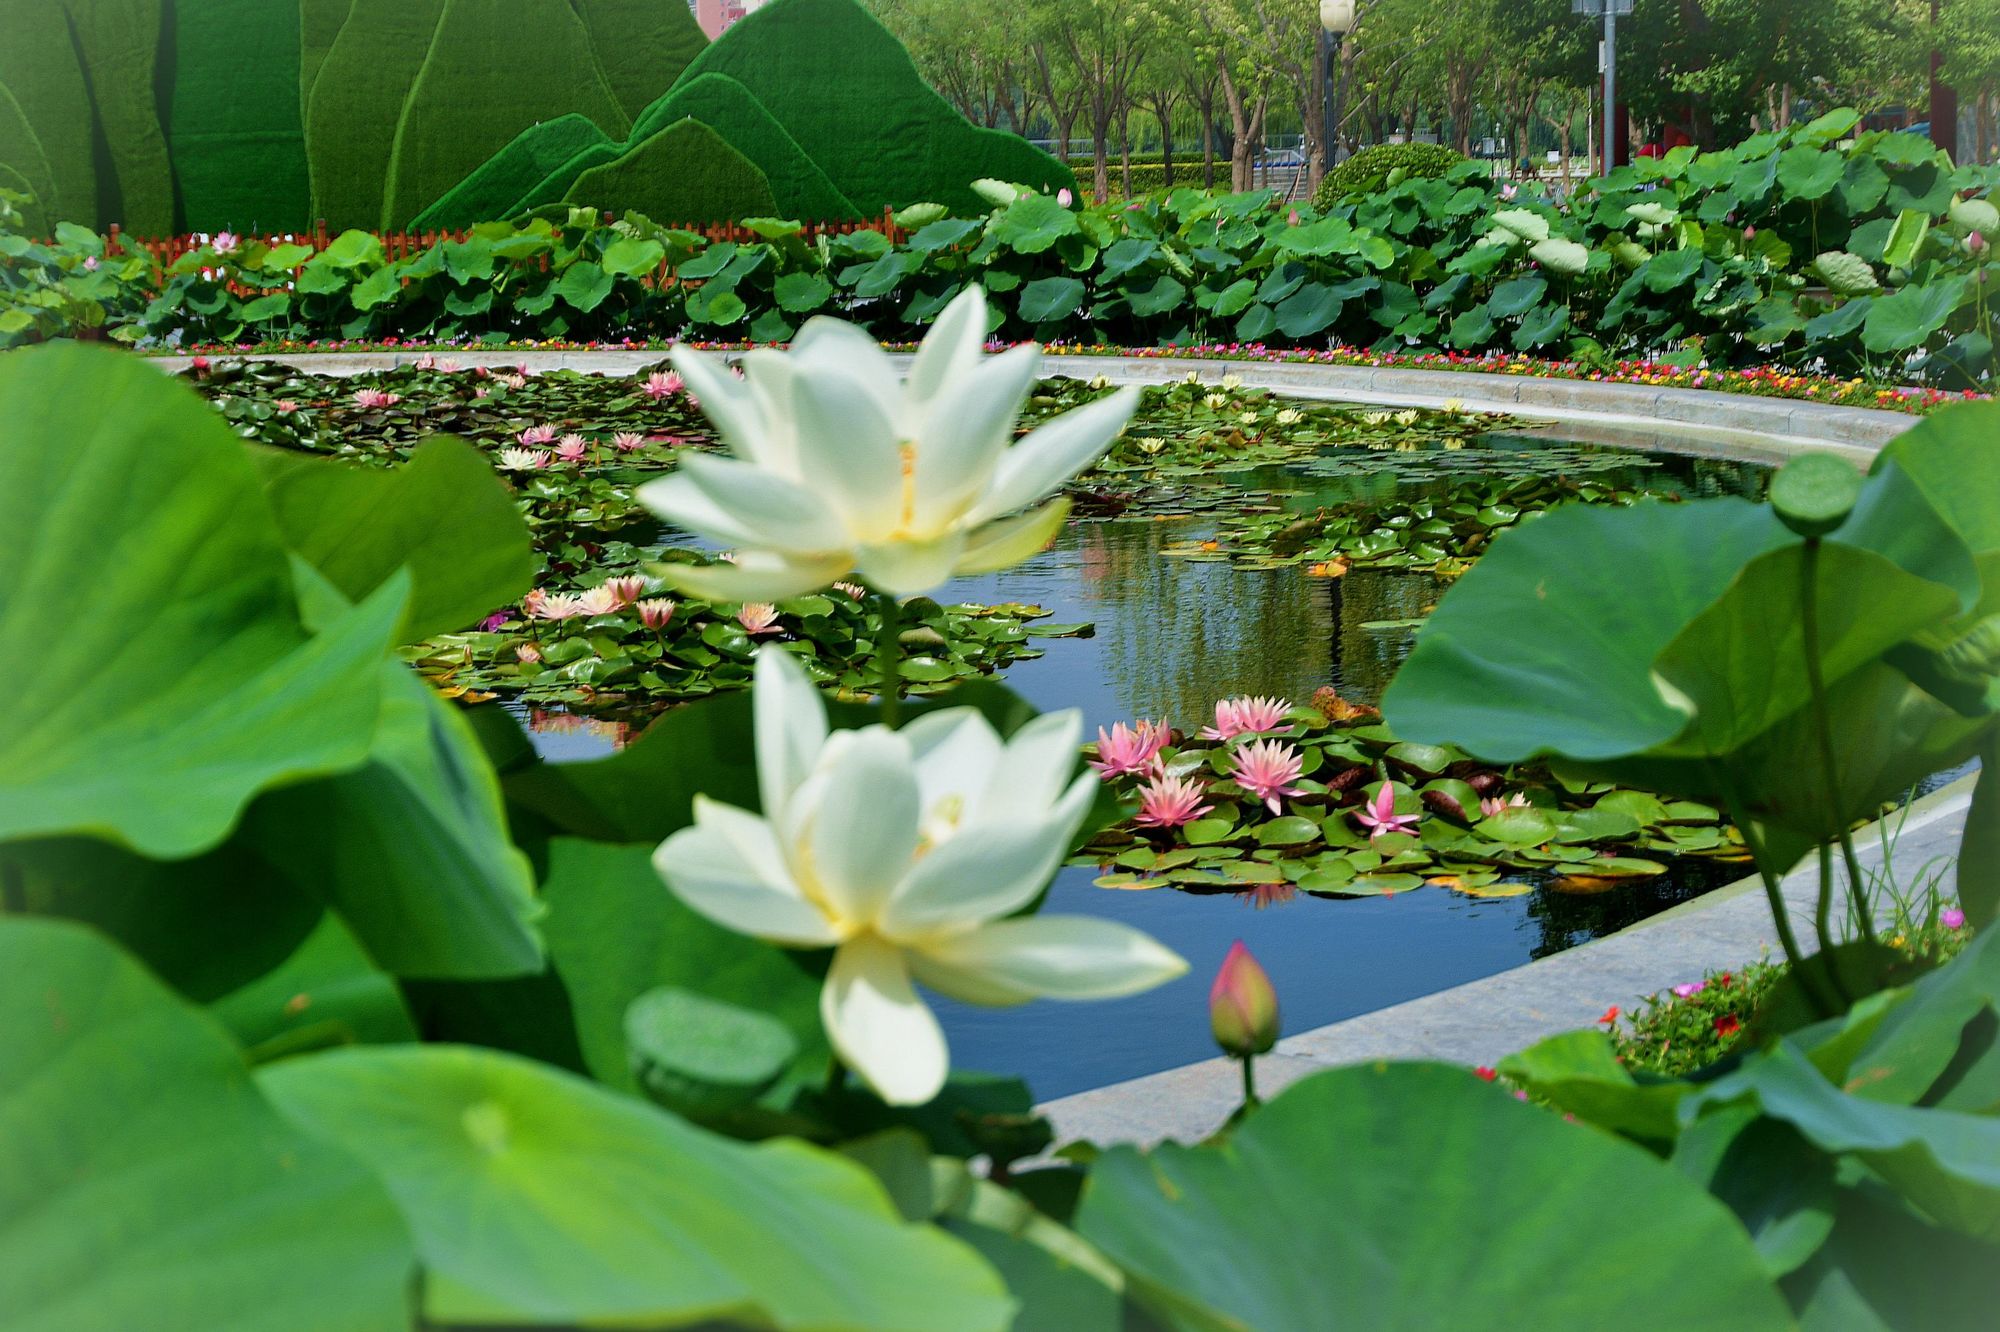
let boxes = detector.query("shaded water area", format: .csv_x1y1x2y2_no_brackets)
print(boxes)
520,425,1784,1100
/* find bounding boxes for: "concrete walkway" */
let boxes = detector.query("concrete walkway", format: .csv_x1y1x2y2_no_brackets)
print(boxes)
148,348,1914,464
1041,778,1975,1146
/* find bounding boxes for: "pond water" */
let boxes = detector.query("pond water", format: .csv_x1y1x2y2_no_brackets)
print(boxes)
522,425,1775,1101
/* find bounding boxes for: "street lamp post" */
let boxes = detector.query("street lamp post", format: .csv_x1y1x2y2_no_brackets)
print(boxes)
1319,1,1357,183
1573,0,1633,172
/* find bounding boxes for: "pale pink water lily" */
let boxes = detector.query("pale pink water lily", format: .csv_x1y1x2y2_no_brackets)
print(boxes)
1672,980,1708,999
1353,784,1420,839
833,581,868,600
501,373,528,391
1135,771,1212,828
515,643,543,664
82,255,99,271
1199,695,1293,742
519,424,557,447
603,575,649,608
1089,719,1169,779
652,648,1185,1104
636,597,677,629
473,386,490,399
1480,792,1531,818
353,388,400,409
499,447,547,470
575,585,621,616
644,370,683,400
553,433,590,463
213,231,240,254
414,352,437,370
1230,740,1305,815
527,591,587,621
440,358,461,372
639,285,1138,602
613,431,646,452
737,602,782,635
276,399,300,415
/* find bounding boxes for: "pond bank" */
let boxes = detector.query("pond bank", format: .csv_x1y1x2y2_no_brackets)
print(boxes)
1041,775,1977,1146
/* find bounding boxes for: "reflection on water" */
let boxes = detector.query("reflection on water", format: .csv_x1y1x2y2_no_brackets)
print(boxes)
520,432,1779,1100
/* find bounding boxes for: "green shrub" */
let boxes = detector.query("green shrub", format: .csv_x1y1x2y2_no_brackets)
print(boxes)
1314,142,1465,209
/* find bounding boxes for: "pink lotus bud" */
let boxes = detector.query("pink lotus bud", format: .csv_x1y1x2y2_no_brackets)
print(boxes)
1209,941,1280,1058
1969,231,1988,255
1057,188,1074,207
1743,225,1756,240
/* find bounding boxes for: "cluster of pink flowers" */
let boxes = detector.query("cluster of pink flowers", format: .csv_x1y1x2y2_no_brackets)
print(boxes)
522,576,655,623
1090,720,1169,778
1199,695,1293,742
643,371,684,400
351,387,400,409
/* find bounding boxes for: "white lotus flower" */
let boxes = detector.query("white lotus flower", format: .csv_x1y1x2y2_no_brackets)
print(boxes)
652,648,1188,1105
639,286,1139,602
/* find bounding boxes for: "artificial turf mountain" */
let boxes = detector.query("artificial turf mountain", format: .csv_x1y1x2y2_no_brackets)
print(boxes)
0,0,1071,234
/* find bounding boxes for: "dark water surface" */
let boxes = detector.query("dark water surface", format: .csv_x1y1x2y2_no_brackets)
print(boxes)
523,434,1778,1101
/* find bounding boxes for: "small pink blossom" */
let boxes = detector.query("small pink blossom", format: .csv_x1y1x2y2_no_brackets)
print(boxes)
1230,740,1305,816
643,371,683,400
1942,907,1967,930
515,643,542,664
501,373,528,391
1480,792,1530,818
574,586,621,616
480,612,511,632
82,255,99,271
553,433,589,463
1969,231,1988,255
833,581,868,599
1134,771,1212,828
519,424,557,447
737,602,782,635
526,591,587,621
276,399,300,415
612,431,646,452
353,388,400,409
414,352,437,370
1057,188,1074,206
1200,696,1293,742
1672,980,1708,999
1089,720,1169,779
1352,784,1419,839
636,598,676,629
213,231,240,254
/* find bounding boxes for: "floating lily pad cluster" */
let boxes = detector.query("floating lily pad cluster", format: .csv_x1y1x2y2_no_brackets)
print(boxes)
1076,691,1745,903
1165,474,1666,575
404,568,1087,712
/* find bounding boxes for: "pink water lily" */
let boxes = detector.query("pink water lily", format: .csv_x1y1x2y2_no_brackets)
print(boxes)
352,388,400,409
833,581,868,600
575,585,621,616
526,591,587,622
1089,719,1169,779
1134,771,1212,828
414,352,437,370
275,399,300,415
515,643,543,664
637,597,677,629
518,424,557,448
500,373,528,390
1353,784,1419,839
737,602,782,635
613,431,646,452
1480,792,1530,818
603,575,649,607
643,370,683,400
553,434,590,463
498,447,547,470
1230,740,1305,815
1200,696,1293,742
213,231,240,254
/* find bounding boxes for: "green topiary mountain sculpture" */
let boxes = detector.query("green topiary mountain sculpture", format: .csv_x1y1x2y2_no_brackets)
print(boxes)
562,118,777,224
0,3,97,226
167,0,313,233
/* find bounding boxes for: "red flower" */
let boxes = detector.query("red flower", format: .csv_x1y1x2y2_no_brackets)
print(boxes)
1713,1014,1741,1038
1597,1005,1620,1025
1474,1066,1498,1082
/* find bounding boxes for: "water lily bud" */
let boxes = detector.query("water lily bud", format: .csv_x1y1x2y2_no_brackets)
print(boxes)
1210,941,1280,1058
1969,231,1989,256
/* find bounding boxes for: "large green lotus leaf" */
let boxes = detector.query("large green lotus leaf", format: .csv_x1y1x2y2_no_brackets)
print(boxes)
1381,497,1793,763
253,436,536,643
1497,1029,1689,1144
1877,404,2000,564
1075,1062,1792,1331
258,1045,1012,1330
207,910,417,1052
246,662,544,979
1841,927,2000,1108
0,345,398,858
1963,741,2000,928
539,837,826,1094
0,918,414,1331
1784,1184,2000,1330
1690,1042,2000,1241
1650,542,1962,760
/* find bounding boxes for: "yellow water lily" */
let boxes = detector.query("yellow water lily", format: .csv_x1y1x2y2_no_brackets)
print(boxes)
652,649,1187,1105
639,287,1138,602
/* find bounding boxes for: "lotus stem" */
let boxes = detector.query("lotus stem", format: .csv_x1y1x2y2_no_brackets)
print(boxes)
873,589,903,728
1799,537,1864,997
1732,802,1837,1017
1240,1053,1259,1111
